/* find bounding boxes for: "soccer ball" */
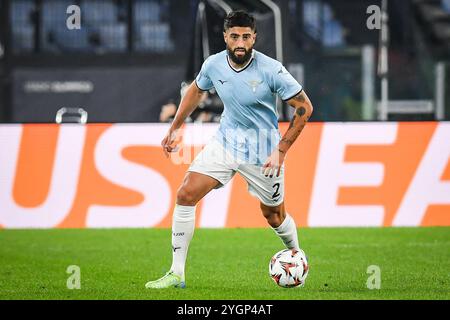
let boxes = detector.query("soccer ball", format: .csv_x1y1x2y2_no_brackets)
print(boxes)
269,248,309,288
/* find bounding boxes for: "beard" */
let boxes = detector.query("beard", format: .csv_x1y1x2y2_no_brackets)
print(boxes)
227,46,253,66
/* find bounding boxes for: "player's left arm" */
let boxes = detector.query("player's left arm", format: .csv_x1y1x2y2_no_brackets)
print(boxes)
280,90,313,153
262,90,313,177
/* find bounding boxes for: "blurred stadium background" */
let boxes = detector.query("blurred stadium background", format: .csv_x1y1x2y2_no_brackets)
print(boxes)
0,0,449,123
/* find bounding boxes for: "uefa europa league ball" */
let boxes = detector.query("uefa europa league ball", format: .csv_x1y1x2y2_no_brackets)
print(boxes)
269,248,309,288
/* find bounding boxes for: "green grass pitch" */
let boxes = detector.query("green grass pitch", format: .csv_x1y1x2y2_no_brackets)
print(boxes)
0,227,449,300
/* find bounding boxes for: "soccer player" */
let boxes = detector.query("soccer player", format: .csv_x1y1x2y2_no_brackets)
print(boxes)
146,10,313,289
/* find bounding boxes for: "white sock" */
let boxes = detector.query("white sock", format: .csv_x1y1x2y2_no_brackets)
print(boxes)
170,204,196,279
272,213,300,250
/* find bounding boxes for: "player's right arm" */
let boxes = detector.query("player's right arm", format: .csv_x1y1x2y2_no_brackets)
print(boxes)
161,81,205,157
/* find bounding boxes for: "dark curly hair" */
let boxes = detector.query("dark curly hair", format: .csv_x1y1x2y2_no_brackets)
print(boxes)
223,10,256,32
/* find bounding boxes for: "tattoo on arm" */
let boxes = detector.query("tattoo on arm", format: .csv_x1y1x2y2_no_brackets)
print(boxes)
296,107,306,117
287,107,308,131
281,137,294,145
288,115,296,130
293,94,306,103
281,96,311,149
277,91,312,153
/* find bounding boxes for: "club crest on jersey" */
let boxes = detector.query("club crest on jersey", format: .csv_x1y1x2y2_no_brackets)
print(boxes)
248,80,263,93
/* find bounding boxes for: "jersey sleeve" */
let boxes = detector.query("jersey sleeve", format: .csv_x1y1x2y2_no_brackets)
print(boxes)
195,57,214,91
272,64,303,101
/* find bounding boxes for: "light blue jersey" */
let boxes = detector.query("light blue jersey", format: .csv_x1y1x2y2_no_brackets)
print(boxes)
195,50,302,165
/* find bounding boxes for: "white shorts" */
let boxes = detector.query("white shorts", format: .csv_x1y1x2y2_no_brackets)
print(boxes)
188,138,285,207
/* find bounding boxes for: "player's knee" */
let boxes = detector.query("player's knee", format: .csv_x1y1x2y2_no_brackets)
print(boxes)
176,186,198,206
266,213,284,228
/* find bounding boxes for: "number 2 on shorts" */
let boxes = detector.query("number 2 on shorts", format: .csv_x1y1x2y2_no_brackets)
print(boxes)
272,183,280,199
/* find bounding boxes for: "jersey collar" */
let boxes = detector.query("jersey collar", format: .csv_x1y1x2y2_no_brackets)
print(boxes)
226,50,255,73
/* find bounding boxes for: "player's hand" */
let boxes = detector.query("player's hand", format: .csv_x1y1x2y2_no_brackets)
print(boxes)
262,149,286,177
161,129,181,158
